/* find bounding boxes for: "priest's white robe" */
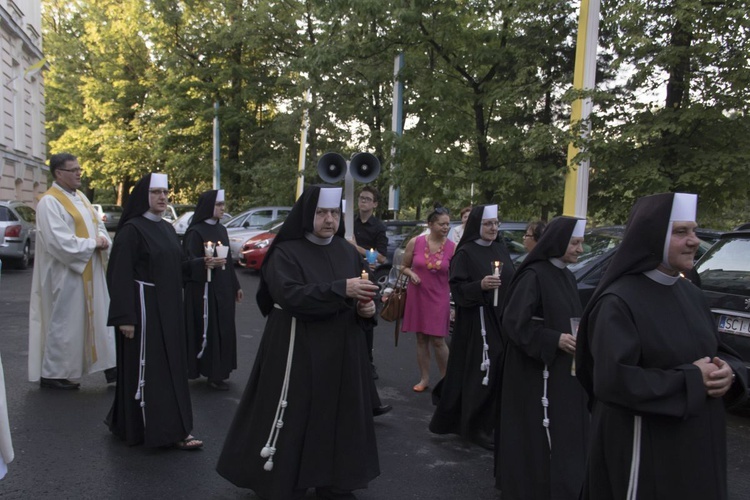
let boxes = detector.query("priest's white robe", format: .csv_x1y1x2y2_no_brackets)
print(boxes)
0,352,12,480
28,183,116,381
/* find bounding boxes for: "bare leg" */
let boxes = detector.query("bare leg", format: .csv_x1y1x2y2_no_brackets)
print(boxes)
432,336,449,378
414,332,431,390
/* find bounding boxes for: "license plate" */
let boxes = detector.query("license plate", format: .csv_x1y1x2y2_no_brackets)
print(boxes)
717,314,750,337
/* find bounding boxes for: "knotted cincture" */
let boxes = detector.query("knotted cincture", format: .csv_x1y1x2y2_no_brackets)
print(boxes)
542,366,551,450
478,306,490,386
197,281,209,359
260,308,296,473
134,280,155,426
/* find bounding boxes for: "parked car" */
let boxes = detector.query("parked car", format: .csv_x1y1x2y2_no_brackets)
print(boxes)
171,210,233,240
229,215,288,262
238,225,283,270
0,200,36,269
225,206,292,234
693,229,750,405
92,204,123,231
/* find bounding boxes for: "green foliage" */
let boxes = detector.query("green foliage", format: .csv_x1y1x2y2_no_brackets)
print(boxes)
42,0,750,226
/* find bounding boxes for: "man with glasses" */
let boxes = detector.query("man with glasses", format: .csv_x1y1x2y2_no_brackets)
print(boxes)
29,153,116,390
351,186,392,416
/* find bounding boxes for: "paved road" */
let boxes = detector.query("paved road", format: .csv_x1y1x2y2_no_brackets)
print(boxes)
0,265,748,499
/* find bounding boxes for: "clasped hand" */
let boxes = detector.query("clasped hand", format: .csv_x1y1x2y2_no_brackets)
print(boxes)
693,356,734,398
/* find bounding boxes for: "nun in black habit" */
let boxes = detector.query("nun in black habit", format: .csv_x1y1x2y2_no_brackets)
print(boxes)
183,189,242,390
429,204,515,450
106,173,202,449
216,186,380,500
575,193,748,500
496,216,589,499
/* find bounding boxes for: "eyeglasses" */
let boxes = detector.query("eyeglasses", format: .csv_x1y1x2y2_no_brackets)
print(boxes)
149,189,169,196
481,221,500,228
58,168,82,174
358,196,374,202
522,233,534,239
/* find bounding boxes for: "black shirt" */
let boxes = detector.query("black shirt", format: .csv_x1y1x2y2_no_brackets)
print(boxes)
353,214,388,257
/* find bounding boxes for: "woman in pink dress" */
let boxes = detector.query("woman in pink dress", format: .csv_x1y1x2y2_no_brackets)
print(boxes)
401,205,456,392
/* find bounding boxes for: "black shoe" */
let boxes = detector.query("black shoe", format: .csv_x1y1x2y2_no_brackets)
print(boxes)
371,363,379,380
40,377,80,390
372,404,392,417
104,367,117,384
208,380,229,391
469,430,494,451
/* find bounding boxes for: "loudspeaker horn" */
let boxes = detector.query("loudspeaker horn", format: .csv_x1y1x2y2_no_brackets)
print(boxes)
349,152,381,184
317,152,347,183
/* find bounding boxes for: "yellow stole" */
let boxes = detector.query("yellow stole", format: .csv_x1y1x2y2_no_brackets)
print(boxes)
43,187,100,363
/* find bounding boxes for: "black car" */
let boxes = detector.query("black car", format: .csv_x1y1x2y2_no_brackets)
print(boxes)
693,230,750,403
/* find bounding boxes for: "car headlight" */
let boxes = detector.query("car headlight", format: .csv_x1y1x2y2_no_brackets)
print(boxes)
254,239,271,249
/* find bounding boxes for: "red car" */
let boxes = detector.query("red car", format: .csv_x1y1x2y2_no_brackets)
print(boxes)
238,230,277,270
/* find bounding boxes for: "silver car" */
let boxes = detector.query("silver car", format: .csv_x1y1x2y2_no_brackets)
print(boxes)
0,200,36,269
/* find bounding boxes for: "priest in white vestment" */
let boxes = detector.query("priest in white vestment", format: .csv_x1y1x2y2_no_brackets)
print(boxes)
0,351,13,479
28,153,116,389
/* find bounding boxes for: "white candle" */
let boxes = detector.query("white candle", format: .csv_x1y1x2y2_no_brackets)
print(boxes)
215,241,228,270
493,261,501,307
205,241,214,282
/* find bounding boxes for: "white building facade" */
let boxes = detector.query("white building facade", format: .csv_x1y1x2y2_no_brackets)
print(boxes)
0,0,46,206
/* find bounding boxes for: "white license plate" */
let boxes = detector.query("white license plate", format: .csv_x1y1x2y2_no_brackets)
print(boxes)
717,314,750,337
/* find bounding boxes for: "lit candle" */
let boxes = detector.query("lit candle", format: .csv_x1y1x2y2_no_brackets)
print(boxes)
493,261,502,307
366,248,377,265
360,270,371,303
215,241,228,270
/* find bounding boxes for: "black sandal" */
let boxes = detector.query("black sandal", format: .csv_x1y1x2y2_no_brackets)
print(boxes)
174,435,203,451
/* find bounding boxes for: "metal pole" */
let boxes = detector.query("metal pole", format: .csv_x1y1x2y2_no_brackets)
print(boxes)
213,101,221,189
388,53,404,214
563,0,600,217
344,166,355,241
296,89,311,200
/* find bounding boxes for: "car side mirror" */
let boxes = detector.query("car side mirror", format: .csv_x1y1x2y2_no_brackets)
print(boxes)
242,221,249,228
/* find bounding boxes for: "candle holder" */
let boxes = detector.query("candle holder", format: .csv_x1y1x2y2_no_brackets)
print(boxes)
215,242,228,270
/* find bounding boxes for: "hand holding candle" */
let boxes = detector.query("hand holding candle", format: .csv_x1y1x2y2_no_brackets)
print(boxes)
493,261,503,307
215,241,229,270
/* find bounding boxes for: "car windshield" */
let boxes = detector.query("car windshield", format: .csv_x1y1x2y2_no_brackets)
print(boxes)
696,236,750,294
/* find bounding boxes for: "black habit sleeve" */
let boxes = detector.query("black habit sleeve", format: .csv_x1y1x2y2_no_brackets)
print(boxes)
501,270,562,366
588,294,707,418
106,224,139,327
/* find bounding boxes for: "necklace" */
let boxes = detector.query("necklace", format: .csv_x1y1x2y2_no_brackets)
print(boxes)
425,236,446,272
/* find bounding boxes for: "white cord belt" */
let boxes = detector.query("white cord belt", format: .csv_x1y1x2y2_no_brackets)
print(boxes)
197,282,209,359
134,280,155,426
627,415,642,499
261,304,295,471
478,306,490,385
542,365,551,452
